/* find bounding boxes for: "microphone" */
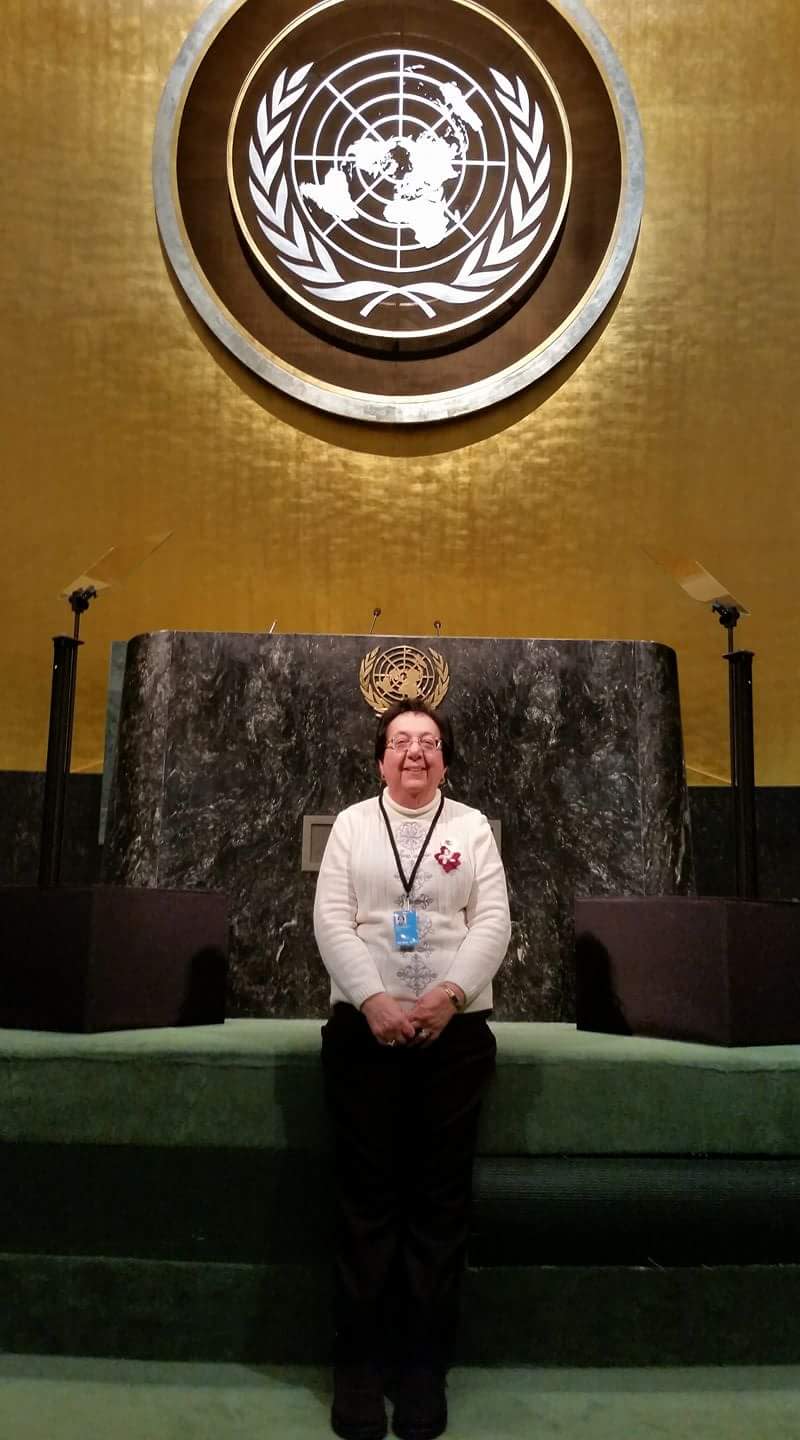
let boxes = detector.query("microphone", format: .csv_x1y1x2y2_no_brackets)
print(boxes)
433,619,442,637
369,607,381,636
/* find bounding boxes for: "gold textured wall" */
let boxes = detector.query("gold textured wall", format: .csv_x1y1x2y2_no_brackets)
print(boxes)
2,0,799,784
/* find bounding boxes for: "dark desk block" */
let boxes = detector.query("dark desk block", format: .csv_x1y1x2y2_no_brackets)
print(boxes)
575,896,800,1047
104,632,693,1019
0,886,228,1032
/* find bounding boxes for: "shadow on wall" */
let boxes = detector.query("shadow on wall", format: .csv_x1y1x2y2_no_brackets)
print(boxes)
161,236,634,459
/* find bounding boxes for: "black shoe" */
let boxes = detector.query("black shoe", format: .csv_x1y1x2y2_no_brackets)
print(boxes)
331,1363,388,1440
392,1368,447,1440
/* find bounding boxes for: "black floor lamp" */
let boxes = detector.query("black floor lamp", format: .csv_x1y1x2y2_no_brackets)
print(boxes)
37,535,171,887
645,550,757,899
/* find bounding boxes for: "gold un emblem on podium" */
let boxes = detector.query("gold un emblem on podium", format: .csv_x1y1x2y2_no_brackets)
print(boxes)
360,645,450,714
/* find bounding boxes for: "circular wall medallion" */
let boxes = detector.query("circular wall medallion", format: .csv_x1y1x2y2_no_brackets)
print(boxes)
227,8,572,346
154,0,644,423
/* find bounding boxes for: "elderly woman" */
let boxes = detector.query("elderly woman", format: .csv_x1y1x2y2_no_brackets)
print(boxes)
314,698,511,1440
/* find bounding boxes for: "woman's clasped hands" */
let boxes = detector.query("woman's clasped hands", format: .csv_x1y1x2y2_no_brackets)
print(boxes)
361,985,464,1048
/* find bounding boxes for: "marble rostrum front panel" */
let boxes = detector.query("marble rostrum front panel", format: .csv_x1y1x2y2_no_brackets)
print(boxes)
104,633,694,1019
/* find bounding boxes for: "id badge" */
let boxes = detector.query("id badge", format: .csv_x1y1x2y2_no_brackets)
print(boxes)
393,909,418,949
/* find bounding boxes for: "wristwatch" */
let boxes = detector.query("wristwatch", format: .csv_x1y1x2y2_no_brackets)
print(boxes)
441,982,465,1011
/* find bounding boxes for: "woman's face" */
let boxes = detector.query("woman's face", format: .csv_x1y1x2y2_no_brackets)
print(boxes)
379,711,446,808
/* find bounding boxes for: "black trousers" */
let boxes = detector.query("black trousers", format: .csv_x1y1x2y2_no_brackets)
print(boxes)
321,1003,496,1372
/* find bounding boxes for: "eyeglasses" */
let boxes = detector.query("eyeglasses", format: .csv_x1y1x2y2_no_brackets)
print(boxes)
385,734,443,754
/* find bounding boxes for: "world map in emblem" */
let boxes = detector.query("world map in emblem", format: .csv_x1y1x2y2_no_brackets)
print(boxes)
298,62,487,250
227,29,573,344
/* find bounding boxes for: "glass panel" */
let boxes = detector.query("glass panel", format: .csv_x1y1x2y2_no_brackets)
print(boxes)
59,532,172,599
642,547,749,614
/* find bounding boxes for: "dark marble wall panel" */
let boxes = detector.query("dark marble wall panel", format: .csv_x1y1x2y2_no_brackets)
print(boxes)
98,641,129,845
0,774,101,885
2,778,796,918
449,640,651,1020
104,633,173,886
3,778,796,905
635,644,694,895
103,633,694,1021
690,788,800,902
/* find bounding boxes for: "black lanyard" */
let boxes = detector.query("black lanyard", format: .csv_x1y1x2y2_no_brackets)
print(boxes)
378,789,445,899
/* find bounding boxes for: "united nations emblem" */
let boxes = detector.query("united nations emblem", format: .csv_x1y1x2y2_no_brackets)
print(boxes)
154,0,644,423
228,18,571,343
360,645,450,714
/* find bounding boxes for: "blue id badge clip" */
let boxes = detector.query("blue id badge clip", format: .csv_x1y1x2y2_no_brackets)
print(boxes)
393,910,419,949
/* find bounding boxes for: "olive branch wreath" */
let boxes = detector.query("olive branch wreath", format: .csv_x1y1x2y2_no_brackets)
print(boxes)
428,648,450,709
247,64,551,320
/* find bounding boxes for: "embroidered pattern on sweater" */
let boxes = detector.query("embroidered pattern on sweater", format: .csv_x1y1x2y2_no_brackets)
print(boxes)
396,959,437,995
393,821,429,857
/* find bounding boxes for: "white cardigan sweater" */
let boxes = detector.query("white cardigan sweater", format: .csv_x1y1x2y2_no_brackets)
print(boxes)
313,790,511,1013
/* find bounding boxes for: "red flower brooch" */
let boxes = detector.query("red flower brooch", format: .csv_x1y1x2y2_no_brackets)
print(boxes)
435,842,462,874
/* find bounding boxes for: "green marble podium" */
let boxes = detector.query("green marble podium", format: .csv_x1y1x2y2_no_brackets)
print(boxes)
104,632,694,1018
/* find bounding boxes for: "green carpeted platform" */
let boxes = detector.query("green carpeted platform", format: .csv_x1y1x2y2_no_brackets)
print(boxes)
4,1020,800,1153
1,1358,799,1440
5,1020,800,1365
